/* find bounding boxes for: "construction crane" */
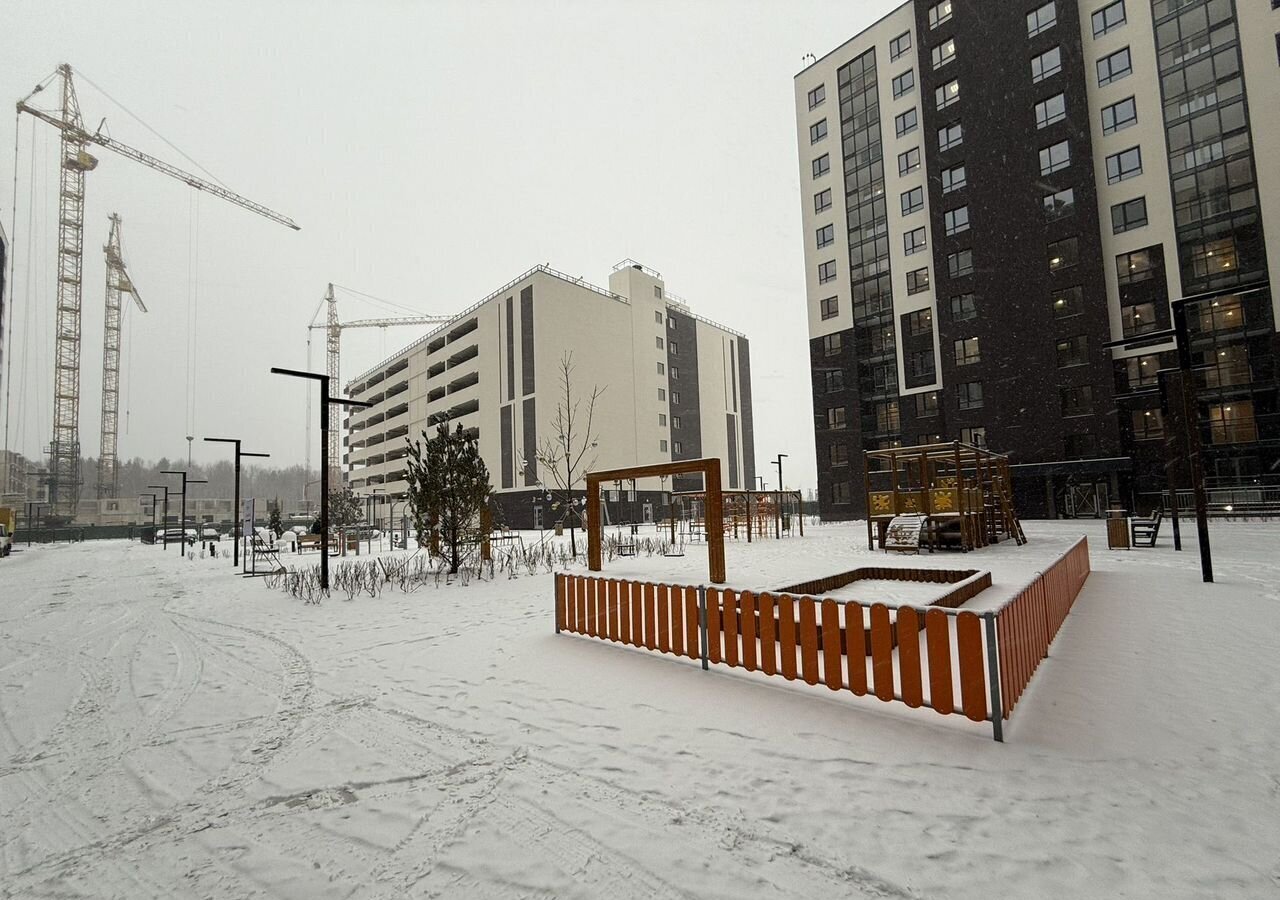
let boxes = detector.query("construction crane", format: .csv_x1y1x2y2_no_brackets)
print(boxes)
16,63,299,517
306,283,450,488
96,214,145,500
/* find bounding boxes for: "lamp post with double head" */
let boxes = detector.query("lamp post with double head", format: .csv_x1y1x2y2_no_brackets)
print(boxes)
204,437,270,567
270,367,372,590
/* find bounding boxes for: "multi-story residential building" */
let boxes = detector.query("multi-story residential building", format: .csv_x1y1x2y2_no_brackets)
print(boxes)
796,0,1280,519
343,261,755,529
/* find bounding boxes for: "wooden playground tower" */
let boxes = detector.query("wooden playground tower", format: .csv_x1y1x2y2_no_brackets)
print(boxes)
864,441,1026,552
670,489,804,542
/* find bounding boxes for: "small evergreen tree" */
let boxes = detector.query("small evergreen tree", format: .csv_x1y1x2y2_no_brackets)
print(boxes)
268,497,284,538
329,485,364,529
405,422,493,575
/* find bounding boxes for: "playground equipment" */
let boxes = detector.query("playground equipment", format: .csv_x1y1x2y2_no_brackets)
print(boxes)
669,489,804,542
864,442,1026,552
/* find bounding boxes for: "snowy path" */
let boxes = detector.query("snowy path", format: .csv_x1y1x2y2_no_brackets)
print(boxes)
2,522,1279,898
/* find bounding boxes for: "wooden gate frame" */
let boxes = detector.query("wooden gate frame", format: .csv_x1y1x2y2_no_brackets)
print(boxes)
586,458,726,584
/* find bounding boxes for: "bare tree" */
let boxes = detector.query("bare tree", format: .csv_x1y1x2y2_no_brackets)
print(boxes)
534,352,605,556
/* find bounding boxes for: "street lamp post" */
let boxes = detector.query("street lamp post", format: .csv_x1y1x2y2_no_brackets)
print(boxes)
161,470,208,553
139,492,159,541
147,484,172,548
270,367,372,590
204,437,271,568
771,454,788,539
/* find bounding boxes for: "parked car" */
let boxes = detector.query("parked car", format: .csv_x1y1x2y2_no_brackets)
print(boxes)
158,527,196,546
0,523,11,557
201,525,221,541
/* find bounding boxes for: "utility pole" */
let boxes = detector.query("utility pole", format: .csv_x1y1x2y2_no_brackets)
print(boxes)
771,453,788,539
271,367,371,590
161,470,206,553
204,437,269,567
1169,297,1213,583
147,484,171,548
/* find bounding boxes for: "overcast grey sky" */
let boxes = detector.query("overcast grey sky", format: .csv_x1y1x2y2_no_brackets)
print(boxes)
2,0,900,491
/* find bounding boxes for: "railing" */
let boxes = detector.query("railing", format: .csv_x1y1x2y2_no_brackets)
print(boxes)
554,537,1091,741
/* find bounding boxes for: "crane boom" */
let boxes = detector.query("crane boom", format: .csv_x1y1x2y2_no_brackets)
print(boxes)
97,214,145,500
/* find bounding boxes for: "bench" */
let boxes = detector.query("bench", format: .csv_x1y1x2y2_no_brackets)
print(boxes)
1131,508,1163,547
298,533,322,551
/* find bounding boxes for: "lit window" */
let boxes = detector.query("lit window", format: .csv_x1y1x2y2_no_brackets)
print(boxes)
907,309,933,336
670,366,679,380
916,391,939,417
928,1,953,29
673,441,683,454
931,38,957,70
1039,139,1070,174
874,401,901,434
1208,401,1258,444
1035,93,1066,128
672,416,682,430
1189,238,1236,279
1048,236,1078,272
1031,46,1062,83
944,205,970,236
935,79,960,110
1052,285,1082,318
1122,301,1159,337
1027,1,1056,37
671,390,681,403
1131,408,1164,441
1096,47,1132,86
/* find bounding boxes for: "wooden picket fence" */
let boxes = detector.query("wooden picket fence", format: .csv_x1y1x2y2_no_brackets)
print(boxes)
554,536,1090,740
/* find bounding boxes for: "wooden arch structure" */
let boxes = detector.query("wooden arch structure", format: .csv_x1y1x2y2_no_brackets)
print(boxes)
587,458,725,584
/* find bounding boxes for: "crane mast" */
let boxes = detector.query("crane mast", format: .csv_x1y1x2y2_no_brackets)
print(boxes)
97,214,146,500
16,62,299,518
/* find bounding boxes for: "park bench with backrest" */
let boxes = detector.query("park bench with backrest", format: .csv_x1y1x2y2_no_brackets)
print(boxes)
298,533,322,551
1131,507,1163,547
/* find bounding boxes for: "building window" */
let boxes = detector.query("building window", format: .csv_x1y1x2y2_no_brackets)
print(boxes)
1027,1,1056,37
1208,402,1257,444
1031,46,1062,83
898,147,921,175
673,441,683,454
932,38,957,70
668,316,676,329
1048,236,1078,271
812,154,830,178
656,336,664,350
660,439,668,452
1123,301,1159,337
1116,246,1157,285
670,340,679,355
947,248,974,277
1056,335,1088,368
816,223,835,248
1105,146,1141,183
1197,294,1244,333
1043,187,1075,219
938,122,963,151
958,381,984,410
1132,408,1163,441
654,311,663,324
1124,354,1159,389
907,267,930,295
1039,139,1070,174
823,333,842,356
904,227,927,255
658,387,666,401
818,260,838,283
829,443,850,467
1052,285,1082,318
659,413,667,426
815,188,832,213
895,107,918,137
810,119,828,144
832,480,852,504
823,369,844,392
672,416,682,430
901,186,925,216
1096,47,1132,86
1062,385,1094,417
1064,434,1098,458
907,308,933,336
657,361,665,375
654,285,663,299
1188,238,1236,280
827,407,847,429
916,391,939,417
1092,1,1126,37
1035,92,1066,128
807,84,825,109
954,336,981,365
890,30,912,61
1111,197,1147,234
910,350,936,380
961,426,986,448
944,205,970,236
1101,96,1137,134
950,292,976,320
671,390,681,404
928,1,953,29
892,69,915,99
820,295,839,320
941,163,966,193
874,401,901,434
670,365,679,380
935,79,960,110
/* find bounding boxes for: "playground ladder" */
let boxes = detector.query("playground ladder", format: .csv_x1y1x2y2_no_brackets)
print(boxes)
995,478,1027,545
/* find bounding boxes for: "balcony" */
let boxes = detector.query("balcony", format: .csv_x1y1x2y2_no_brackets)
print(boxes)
428,361,447,379
447,317,478,344
448,371,479,394
428,335,447,355
447,344,478,368
428,386,446,403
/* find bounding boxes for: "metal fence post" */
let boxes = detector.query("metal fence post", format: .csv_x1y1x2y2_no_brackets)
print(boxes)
698,585,709,671
554,573,561,634
984,610,1004,743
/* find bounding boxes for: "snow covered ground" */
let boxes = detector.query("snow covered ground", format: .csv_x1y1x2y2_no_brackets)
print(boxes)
1,520,1278,899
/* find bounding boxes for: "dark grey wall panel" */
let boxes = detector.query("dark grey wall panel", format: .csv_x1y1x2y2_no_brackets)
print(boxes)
521,286,535,396
522,397,538,486
737,337,755,490
500,405,514,489
726,414,739,490
505,296,515,401
667,308,703,492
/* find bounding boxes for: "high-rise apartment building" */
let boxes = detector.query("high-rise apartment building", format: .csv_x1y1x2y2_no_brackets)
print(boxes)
796,0,1280,518
344,261,754,529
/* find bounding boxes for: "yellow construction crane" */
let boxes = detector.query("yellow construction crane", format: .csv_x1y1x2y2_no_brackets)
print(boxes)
306,284,450,487
16,63,299,516
97,214,145,500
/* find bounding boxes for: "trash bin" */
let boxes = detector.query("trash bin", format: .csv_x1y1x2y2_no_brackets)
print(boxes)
1106,508,1130,550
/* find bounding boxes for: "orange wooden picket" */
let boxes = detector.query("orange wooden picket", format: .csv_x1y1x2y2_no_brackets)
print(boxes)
741,591,758,672
758,593,777,676
777,594,797,681
799,599,819,686
723,590,739,668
